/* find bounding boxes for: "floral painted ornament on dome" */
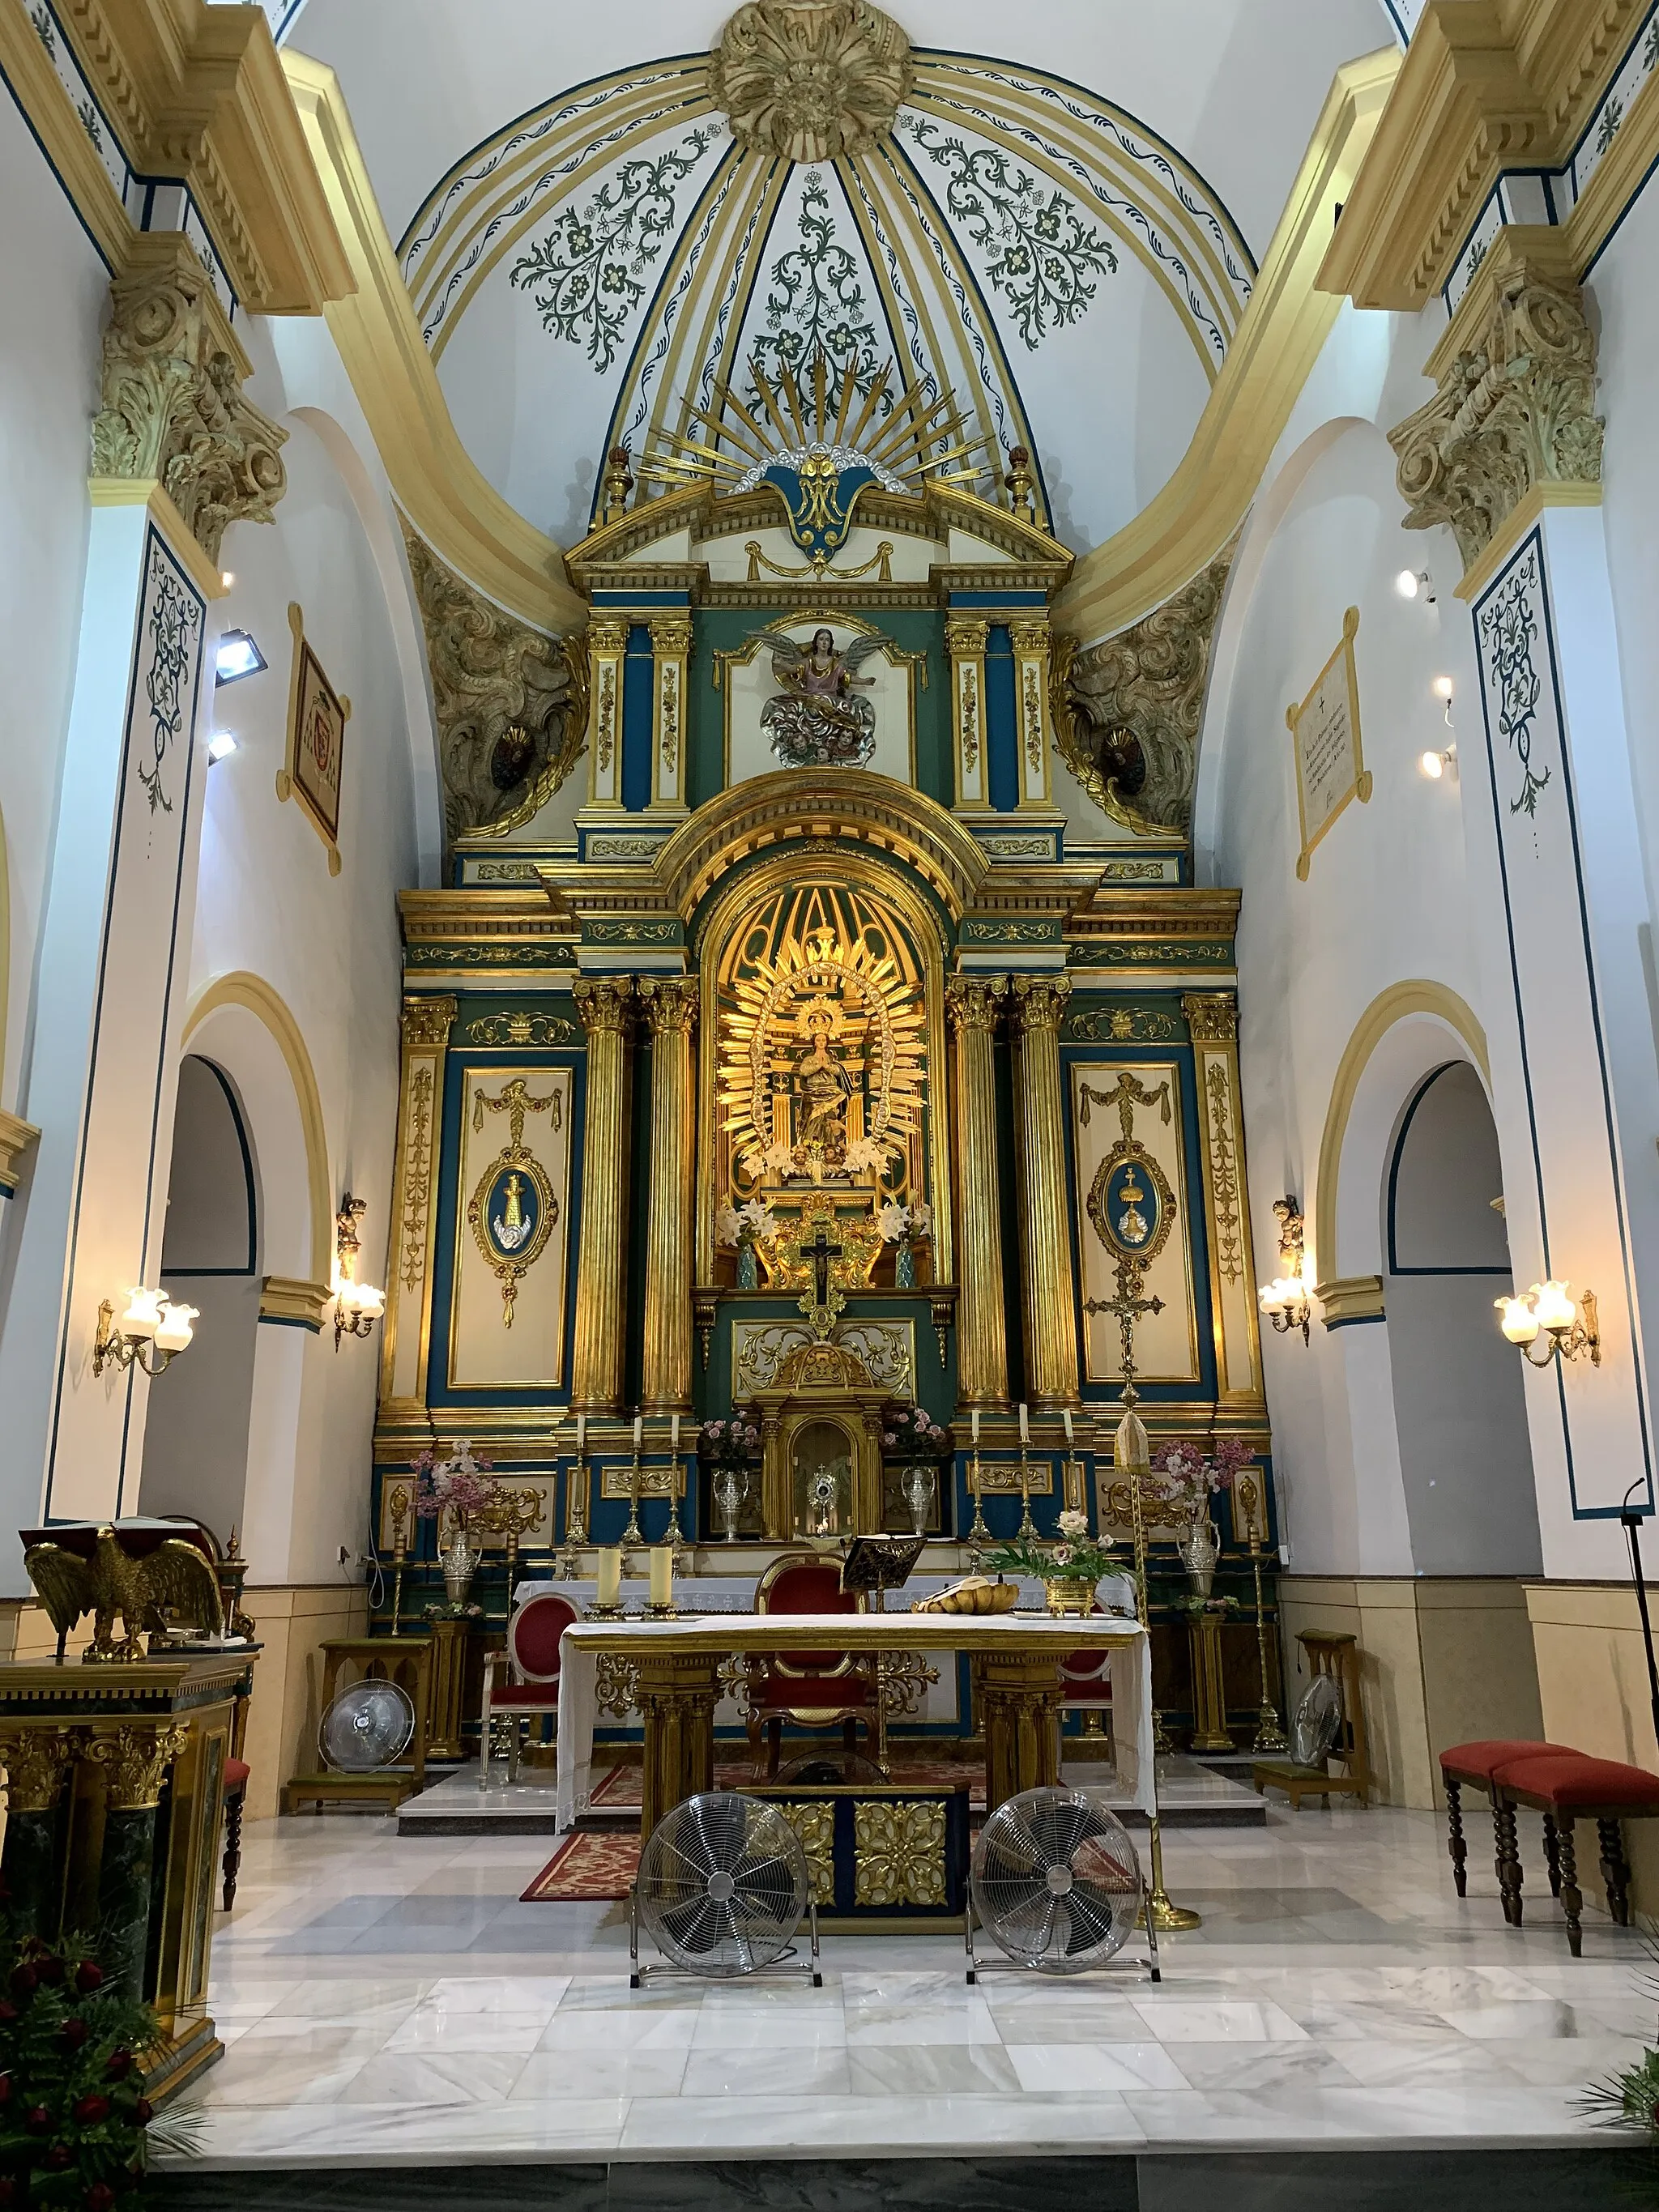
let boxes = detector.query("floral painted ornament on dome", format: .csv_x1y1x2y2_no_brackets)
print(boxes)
711,0,913,165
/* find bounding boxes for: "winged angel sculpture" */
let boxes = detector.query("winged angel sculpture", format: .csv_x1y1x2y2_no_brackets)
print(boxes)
25,1526,224,1661
755,626,885,769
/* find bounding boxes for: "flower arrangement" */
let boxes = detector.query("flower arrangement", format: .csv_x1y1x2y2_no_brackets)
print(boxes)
0,1916,200,2207
876,1200,932,1285
409,1438,499,1529
1149,1437,1254,1519
421,1600,484,1622
880,1404,951,1460
987,1511,1119,1588
714,1199,779,1288
698,1413,761,1471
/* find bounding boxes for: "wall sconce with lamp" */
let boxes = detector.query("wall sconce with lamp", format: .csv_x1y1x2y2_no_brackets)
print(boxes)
331,1191,386,1351
1257,1196,1313,1345
1496,1280,1600,1367
92,1287,198,1377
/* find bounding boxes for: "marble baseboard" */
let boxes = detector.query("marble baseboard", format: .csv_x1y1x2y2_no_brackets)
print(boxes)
150,2148,1645,2210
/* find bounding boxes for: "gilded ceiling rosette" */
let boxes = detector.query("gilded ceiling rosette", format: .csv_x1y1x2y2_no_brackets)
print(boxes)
710,0,914,164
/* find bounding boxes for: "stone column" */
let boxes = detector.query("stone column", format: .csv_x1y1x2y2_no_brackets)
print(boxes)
1010,974,1077,1407
1010,617,1056,810
571,977,636,1412
649,615,693,813
0,1728,81,1940
87,1723,190,1998
584,616,629,810
0,234,287,1523
945,613,990,808
945,974,1009,1406
638,977,698,1413
381,995,457,1413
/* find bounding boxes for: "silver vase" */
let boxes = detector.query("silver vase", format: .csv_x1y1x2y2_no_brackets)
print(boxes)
441,1532,481,1605
1176,1515,1221,1599
902,1462,935,1536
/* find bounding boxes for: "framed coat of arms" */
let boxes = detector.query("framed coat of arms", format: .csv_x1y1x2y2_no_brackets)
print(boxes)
278,601,349,876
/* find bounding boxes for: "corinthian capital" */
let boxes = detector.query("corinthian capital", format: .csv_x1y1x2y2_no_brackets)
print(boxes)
91,235,288,565
945,974,1007,1035
1389,254,1604,572
574,976,637,1037
638,976,699,1035
1009,974,1073,1034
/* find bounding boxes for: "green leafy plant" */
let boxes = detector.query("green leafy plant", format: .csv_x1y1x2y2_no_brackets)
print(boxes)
986,1511,1119,1587
0,1924,199,2207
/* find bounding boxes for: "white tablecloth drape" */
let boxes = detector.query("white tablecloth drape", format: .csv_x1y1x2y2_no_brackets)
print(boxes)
552,1612,1154,1831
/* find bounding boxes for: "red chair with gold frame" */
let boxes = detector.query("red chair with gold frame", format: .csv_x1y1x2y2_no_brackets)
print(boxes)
1060,1601,1115,1754
746,1553,875,1779
480,1590,578,1788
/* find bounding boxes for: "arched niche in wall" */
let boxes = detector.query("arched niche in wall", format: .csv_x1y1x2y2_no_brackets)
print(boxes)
137,1055,262,1543
1382,1061,1540,1576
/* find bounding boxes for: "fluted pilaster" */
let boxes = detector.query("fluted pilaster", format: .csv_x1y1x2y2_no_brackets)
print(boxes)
639,976,698,1410
1010,974,1077,1407
945,974,1009,1405
571,976,636,1410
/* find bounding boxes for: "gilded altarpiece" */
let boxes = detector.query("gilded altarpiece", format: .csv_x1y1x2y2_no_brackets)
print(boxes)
448,1068,574,1389
1069,1059,1201,1385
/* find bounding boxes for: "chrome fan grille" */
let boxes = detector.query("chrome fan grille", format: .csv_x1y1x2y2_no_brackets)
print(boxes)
636,1792,808,1976
971,1786,1141,1972
319,1680,415,1771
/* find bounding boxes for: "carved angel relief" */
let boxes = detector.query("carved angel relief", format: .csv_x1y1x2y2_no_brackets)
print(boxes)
753,624,887,767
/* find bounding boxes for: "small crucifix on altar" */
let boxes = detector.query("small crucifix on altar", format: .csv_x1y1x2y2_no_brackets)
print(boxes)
796,1216,845,1339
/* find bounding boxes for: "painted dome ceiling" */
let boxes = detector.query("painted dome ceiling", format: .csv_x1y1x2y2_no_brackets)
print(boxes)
288,0,1394,556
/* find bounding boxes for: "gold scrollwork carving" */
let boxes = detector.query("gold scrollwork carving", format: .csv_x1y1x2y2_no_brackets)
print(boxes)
464,1012,578,1046
1065,1005,1181,1043
1181,991,1239,1043
86,1723,191,1812
775,1801,836,1904
712,0,913,164
1204,1061,1244,1288
0,1727,83,1814
853,1798,946,1907
402,996,457,1050
595,1656,639,1718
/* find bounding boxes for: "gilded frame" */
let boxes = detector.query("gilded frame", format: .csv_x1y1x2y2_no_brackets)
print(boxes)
714,608,923,786
446,1063,574,1392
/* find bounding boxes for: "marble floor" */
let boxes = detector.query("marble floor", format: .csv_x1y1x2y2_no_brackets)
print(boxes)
170,1789,1657,2171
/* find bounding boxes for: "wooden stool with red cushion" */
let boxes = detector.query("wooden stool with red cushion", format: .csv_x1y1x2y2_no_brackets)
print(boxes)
480,1592,578,1787
221,1758,250,1912
748,1554,873,1779
1438,1740,1570,1916
1491,1751,1659,1955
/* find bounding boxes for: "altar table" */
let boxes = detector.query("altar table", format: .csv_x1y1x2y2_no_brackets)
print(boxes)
554,1611,1154,1839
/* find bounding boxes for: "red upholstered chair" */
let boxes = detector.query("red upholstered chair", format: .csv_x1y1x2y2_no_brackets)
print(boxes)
1060,1603,1114,1754
220,1758,249,1911
1491,1751,1659,1954
1438,1739,1570,1907
747,1553,874,1779
480,1592,578,1788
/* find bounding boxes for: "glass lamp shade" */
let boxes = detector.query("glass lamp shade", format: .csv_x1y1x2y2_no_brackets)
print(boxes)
119,1286,163,1340
356,1285,386,1320
1531,1280,1576,1333
153,1301,197,1353
1495,1294,1541,1345
1257,1281,1286,1315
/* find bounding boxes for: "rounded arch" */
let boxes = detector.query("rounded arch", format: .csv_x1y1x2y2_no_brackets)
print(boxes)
181,972,331,1287
1314,981,1490,1287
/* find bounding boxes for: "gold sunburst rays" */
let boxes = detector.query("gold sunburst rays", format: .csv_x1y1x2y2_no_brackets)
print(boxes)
635,347,996,502
716,924,925,1180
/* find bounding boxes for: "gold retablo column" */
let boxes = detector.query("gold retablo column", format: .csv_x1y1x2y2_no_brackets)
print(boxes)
572,976,636,1411
945,613,990,808
639,976,698,1412
945,974,1009,1406
382,995,457,1411
585,616,629,811
1010,974,1078,1407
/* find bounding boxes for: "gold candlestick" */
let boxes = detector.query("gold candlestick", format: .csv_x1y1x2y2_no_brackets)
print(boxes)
621,1447,646,1552
1016,1447,1038,1541
1239,1473,1288,1754
386,1484,411,1635
967,1446,991,1554
663,1453,686,1554
556,1450,586,1580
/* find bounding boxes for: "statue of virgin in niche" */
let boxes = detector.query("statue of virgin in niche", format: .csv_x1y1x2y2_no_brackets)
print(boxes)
755,625,885,767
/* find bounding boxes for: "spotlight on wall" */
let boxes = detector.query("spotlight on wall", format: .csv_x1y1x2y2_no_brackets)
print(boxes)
1419,744,1457,782
1431,675,1455,703
1495,1280,1601,1368
214,629,266,686
207,731,238,765
1257,1196,1313,1345
1395,568,1436,603
92,1286,198,1377
331,1191,386,1350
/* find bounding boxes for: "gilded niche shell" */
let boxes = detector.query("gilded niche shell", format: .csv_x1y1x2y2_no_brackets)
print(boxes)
710,0,913,164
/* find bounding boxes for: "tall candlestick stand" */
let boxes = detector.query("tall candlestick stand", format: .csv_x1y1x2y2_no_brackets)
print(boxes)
555,1451,586,1580
1016,1447,1038,1541
388,1484,410,1635
621,1447,646,1554
966,1447,991,1557
1115,1377,1201,1933
663,1453,686,1554
1239,1473,1288,1754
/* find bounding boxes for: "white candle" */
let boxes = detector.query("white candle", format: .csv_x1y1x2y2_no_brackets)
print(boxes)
1018,1402,1030,1443
650,1545,673,1608
1062,1408,1074,1446
671,1413,680,1453
970,1409,980,1444
596,1547,622,1607
575,1413,586,1452
633,1413,643,1449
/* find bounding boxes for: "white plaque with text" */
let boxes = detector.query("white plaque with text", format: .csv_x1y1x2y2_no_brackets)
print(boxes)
1288,605,1370,880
